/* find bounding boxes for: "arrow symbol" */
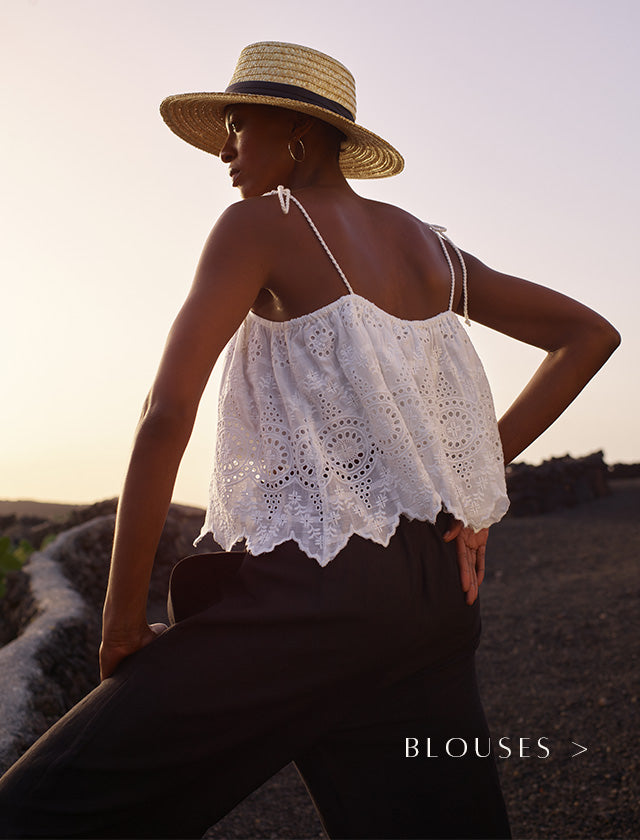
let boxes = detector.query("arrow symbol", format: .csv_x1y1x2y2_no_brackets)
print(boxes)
571,742,588,757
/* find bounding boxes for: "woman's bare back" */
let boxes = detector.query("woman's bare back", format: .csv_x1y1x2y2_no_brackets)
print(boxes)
249,188,461,323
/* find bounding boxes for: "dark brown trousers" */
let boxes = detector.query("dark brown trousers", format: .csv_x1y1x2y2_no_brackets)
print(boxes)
0,515,510,839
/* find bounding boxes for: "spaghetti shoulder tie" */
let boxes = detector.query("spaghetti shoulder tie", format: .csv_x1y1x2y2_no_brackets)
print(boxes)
428,223,470,326
265,186,355,296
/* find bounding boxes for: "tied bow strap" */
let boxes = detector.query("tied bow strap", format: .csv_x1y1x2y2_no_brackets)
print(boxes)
276,184,291,214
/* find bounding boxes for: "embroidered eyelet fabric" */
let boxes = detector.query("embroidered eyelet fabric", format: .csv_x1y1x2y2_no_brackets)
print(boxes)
196,294,510,566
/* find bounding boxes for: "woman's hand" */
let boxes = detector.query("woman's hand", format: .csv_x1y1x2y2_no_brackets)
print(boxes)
99,623,168,682
443,519,488,605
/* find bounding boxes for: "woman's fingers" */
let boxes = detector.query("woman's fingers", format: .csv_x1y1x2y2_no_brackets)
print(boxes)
444,519,489,604
455,535,470,591
455,534,478,604
476,544,486,587
465,543,478,605
443,518,464,542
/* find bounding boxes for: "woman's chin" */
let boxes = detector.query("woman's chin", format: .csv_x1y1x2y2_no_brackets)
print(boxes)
237,178,283,200
238,184,261,200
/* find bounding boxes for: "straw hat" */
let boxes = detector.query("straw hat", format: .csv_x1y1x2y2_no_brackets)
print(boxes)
160,41,404,179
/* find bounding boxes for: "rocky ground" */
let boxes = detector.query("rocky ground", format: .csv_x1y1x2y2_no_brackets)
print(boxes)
203,479,640,840
1,478,638,839
474,478,639,840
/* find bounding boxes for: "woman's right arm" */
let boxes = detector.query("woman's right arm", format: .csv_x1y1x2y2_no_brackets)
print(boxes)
100,200,273,680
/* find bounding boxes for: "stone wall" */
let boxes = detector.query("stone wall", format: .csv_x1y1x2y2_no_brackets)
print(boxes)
608,461,640,480
505,451,610,517
0,524,91,769
0,503,216,773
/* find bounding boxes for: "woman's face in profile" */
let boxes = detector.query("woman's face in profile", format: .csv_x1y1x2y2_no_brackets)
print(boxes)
220,104,296,198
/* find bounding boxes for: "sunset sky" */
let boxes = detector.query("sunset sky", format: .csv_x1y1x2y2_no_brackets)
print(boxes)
2,0,638,506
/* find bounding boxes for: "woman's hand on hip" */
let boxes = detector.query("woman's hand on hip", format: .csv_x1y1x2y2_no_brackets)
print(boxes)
99,623,168,682
443,519,488,605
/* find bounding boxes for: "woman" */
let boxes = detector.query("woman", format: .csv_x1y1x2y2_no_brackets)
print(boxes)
0,42,619,839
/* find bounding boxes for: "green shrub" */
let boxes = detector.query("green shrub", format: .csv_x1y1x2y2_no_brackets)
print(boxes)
0,537,33,598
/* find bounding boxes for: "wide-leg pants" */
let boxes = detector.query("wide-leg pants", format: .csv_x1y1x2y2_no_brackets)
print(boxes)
0,515,511,839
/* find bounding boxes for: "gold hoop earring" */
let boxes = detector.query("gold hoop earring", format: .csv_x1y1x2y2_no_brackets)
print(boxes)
288,138,306,163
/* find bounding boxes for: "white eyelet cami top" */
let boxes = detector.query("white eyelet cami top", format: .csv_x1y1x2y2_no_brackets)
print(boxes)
195,186,509,566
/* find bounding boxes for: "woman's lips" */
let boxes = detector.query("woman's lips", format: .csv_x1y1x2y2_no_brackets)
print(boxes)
229,168,241,186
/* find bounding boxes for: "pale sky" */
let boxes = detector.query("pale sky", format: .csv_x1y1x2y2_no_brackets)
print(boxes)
2,0,638,506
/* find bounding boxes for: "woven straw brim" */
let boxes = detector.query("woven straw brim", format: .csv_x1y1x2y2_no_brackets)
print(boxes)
159,92,404,179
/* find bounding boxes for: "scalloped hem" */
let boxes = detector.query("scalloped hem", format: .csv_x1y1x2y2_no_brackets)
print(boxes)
194,494,510,567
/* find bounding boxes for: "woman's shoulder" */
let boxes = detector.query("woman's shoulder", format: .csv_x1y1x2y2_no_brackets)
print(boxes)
214,194,280,226
207,194,290,255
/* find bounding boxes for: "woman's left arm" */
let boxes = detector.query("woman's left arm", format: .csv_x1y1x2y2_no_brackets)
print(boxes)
444,250,621,605
100,201,270,680
459,251,621,465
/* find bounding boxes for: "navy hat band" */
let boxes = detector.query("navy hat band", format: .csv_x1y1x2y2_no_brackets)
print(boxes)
224,80,355,122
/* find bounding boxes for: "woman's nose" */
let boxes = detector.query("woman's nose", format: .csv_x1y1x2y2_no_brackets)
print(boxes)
220,132,236,163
